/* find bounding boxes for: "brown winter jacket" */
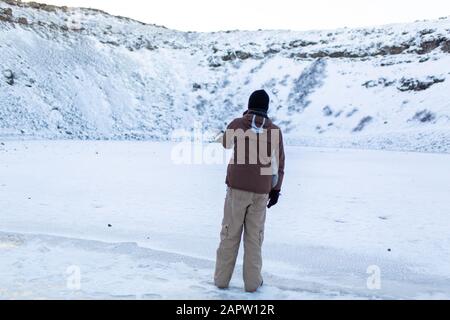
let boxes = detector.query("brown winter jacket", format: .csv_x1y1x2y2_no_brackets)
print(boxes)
221,112,285,194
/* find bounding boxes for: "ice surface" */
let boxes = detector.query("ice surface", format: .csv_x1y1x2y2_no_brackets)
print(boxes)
1,141,449,299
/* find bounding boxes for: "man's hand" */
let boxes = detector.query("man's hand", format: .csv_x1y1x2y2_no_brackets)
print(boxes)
267,190,280,208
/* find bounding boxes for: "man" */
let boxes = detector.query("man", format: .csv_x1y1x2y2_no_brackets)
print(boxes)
214,89,285,292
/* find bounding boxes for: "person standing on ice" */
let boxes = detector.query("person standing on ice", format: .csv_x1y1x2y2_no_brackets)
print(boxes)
214,89,285,292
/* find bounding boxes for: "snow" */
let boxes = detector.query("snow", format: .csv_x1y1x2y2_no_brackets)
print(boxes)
1,140,449,299
1,1,450,152
1,0,449,300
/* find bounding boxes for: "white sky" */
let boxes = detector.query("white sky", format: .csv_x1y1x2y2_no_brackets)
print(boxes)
24,0,450,32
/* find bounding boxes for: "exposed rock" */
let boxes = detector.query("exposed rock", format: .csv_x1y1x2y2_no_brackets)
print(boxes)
420,29,435,36
378,43,410,55
346,108,359,118
288,39,317,48
411,110,436,123
416,38,446,54
145,43,158,50
441,40,450,53
296,43,413,59
0,7,14,22
362,78,396,88
309,50,368,59
100,40,119,46
1,8,13,16
264,48,280,55
289,36,447,59
397,77,445,92
221,51,236,62
2,69,14,85
353,116,373,132
291,52,309,59
20,1,64,12
323,106,333,116
235,50,252,60
17,17,28,25
221,50,252,61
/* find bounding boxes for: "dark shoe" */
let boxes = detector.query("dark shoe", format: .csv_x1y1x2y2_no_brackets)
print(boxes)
216,284,229,290
245,280,264,293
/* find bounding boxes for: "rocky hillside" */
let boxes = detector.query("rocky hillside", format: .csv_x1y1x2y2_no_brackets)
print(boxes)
1,0,450,152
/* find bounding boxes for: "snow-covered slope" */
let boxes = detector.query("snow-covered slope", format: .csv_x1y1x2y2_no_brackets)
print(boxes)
1,0,450,152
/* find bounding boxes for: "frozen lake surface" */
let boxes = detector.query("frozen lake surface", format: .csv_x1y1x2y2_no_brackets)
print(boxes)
0,141,449,299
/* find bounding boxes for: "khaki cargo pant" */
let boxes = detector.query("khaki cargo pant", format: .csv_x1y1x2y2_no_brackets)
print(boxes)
214,187,268,292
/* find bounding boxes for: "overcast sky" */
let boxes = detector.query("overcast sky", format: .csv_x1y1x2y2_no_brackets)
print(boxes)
24,0,450,32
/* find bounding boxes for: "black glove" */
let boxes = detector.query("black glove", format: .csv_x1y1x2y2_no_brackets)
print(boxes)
267,190,280,208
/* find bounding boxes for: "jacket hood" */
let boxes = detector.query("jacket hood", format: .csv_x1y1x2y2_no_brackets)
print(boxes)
242,113,273,131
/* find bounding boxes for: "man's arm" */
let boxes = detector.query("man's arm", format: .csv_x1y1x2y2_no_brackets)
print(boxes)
267,130,285,208
273,130,285,191
219,121,237,150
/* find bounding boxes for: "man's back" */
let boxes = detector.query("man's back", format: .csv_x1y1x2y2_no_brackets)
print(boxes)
223,112,285,194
